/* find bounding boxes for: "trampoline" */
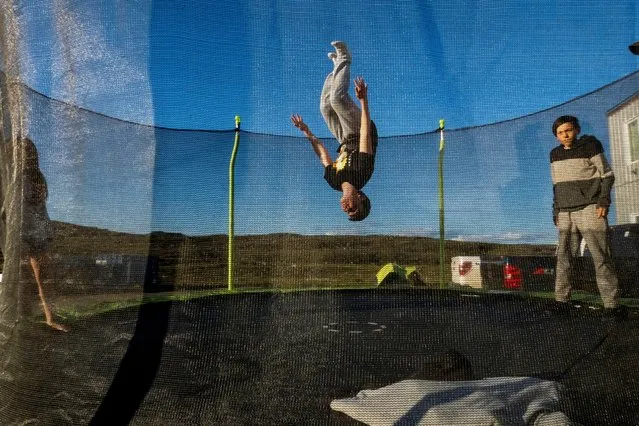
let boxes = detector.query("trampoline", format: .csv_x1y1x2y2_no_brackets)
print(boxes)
3,289,638,425
2,1,639,425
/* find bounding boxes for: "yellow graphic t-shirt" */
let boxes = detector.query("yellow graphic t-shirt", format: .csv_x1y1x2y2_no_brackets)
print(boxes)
324,151,375,191
333,151,349,171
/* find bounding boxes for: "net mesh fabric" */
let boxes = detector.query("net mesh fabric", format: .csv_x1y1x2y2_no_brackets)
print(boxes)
1,1,638,424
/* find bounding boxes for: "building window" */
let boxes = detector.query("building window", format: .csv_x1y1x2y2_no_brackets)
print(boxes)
629,118,639,163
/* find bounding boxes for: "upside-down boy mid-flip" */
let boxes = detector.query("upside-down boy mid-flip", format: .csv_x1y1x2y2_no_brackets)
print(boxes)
292,41,378,221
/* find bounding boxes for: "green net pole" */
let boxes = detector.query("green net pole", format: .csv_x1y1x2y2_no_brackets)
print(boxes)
228,115,241,291
438,119,446,288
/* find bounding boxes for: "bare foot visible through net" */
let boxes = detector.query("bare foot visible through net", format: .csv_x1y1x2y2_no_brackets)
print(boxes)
44,321,69,332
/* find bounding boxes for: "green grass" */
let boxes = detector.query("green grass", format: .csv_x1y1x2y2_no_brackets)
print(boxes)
53,285,380,319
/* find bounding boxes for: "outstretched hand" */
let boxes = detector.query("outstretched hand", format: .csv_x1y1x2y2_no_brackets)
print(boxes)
354,77,367,100
291,114,309,132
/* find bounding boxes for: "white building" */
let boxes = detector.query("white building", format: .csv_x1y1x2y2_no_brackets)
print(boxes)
607,92,639,224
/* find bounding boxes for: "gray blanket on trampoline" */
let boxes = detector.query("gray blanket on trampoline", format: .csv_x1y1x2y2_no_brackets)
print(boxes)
331,377,574,426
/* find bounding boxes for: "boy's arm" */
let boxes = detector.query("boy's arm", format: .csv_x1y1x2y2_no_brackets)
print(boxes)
291,114,332,167
355,77,372,154
589,137,615,217
552,186,558,226
550,155,558,225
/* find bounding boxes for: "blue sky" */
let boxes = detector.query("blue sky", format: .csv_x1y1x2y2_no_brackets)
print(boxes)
148,1,638,136
11,0,639,242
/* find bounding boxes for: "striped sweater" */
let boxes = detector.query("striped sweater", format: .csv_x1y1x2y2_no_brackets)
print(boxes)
550,135,615,220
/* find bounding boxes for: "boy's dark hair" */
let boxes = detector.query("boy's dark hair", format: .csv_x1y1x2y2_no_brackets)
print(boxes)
552,115,581,136
20,137,48,202
348,191,371,221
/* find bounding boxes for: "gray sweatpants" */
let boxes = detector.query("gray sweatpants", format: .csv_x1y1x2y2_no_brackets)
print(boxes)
320,56,361,147
555,203,619,308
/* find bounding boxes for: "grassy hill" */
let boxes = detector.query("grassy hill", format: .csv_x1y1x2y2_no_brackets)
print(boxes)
37,221,555,290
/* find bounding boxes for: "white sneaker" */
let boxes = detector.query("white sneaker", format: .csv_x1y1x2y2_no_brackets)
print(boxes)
331,41,351,61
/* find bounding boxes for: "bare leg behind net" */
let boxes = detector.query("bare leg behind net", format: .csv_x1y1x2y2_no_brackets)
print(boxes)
30,255,68,332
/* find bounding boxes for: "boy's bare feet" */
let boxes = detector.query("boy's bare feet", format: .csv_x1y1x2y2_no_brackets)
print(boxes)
44,320,69,332
331,41,351,61
328,52,337,61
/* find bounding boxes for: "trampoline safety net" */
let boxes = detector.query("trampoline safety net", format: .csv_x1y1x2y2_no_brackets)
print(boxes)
1,1,638,425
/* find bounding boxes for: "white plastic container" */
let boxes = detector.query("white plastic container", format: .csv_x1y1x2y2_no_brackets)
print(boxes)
451,256,482,288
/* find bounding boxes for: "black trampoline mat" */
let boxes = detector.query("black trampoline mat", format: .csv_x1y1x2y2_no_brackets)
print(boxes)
4,289,639,425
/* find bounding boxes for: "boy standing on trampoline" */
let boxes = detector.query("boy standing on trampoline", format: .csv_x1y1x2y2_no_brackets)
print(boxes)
291,41,377,221
550,115,620,316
